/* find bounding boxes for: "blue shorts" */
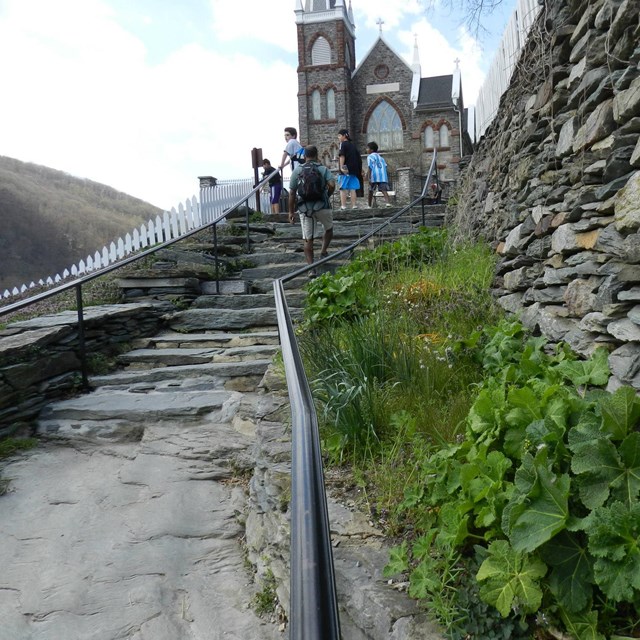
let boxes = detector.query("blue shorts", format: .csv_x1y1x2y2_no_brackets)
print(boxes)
339,174,360,190
369,182,389,192
270,183,282,204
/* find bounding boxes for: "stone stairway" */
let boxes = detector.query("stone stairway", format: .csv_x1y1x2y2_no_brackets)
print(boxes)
0,206,443,640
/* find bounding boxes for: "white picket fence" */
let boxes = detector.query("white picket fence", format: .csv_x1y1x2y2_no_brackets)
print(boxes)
2,177,272,300
474,0,542,139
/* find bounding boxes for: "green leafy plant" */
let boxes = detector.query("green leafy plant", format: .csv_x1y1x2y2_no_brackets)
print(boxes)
388,319,640,638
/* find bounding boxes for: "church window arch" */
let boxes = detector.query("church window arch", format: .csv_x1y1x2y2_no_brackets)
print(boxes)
366,100,403,150
311,36,331,66
424,126,434,149
326,88,336,119
311,89,322,120
439,124,450,148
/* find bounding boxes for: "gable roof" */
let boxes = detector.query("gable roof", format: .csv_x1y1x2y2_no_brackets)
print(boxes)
352,34,412,79
416,75,454,109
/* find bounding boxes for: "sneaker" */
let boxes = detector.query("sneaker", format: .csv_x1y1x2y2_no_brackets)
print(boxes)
340,206,347,210
384,203,392,208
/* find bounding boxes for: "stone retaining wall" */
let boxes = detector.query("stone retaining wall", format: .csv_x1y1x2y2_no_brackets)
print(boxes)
455,0,640,391
0,303,167,437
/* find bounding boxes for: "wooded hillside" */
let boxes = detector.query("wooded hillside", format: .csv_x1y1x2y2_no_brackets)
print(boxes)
0,156,162,291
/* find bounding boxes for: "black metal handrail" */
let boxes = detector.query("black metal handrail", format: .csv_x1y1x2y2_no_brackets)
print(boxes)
273,150,438,640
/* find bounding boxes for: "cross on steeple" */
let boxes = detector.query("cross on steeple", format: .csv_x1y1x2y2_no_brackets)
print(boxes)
454,57,461,69
376,17,384,33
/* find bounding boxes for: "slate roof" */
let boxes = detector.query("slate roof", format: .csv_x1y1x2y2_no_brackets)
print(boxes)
416,75,454,109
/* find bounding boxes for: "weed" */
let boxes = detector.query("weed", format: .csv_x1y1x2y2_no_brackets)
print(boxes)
253,569,278,616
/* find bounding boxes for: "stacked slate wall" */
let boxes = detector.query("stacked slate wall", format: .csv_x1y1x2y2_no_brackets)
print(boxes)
0,303,167,437
455,0,640,391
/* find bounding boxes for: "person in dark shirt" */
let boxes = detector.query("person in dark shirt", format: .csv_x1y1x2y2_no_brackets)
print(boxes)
261,159,282,213
337,128,362,210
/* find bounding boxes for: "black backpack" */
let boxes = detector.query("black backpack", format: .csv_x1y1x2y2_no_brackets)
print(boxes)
296,163,325,209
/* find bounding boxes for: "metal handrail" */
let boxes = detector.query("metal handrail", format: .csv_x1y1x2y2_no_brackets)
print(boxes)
273,150,438,639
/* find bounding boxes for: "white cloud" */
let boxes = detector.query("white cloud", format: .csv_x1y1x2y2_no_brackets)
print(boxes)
210,0,298,53
0,0,298,210
396,18,485,106
353,0,422,31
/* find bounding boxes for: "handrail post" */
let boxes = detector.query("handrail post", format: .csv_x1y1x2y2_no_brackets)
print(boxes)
245,198,251,252
75,283,89,390
213,223,220,295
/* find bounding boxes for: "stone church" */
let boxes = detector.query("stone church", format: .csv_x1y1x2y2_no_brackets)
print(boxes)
294,0,473,198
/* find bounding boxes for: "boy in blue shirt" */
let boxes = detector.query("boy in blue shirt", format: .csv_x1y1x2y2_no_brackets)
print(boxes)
366,141,392,208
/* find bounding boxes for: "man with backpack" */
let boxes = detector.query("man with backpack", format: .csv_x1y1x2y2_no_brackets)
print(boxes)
288,145,336,272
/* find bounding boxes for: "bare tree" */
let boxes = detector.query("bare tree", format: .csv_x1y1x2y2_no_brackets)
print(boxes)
421,0,508,38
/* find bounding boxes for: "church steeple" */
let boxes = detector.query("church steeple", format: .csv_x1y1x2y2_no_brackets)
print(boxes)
410,34,421,107
295,0,357,160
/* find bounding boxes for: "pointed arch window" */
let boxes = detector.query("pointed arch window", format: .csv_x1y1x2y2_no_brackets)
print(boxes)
424,126,434,149
326,88,335,119
366,101,403,150
311,36,331,65
439,124,450,148
311,89,322,120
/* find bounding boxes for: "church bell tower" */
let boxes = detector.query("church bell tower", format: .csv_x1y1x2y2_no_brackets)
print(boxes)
294,0,356,165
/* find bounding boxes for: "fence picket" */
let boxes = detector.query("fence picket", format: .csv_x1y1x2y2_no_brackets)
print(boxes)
169,208,179,239
177,203,187,235
161,212,170,242
152,215,161,243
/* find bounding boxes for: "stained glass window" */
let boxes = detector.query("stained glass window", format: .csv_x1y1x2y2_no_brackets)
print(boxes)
311,90,322,120
424,126,434,149
439,124,449,148
326,88,335,119
366,101,403,150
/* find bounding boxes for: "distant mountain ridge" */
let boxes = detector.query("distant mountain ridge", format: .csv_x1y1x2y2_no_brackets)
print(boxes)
0,156,162,291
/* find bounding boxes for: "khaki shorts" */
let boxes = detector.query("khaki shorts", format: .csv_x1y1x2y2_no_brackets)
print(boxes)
300,208,333,240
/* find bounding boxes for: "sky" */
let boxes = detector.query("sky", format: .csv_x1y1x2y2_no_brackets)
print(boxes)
0,0,516,211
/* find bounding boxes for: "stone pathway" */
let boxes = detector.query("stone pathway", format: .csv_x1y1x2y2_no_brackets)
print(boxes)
0,207,445,640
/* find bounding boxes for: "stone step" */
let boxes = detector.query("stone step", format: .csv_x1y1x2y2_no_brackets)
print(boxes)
118,344,280,368
166,306,301,332
39,387,234,426
133,330,281,349
235,251,306,267
191,291,307,309
89,359,273,389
